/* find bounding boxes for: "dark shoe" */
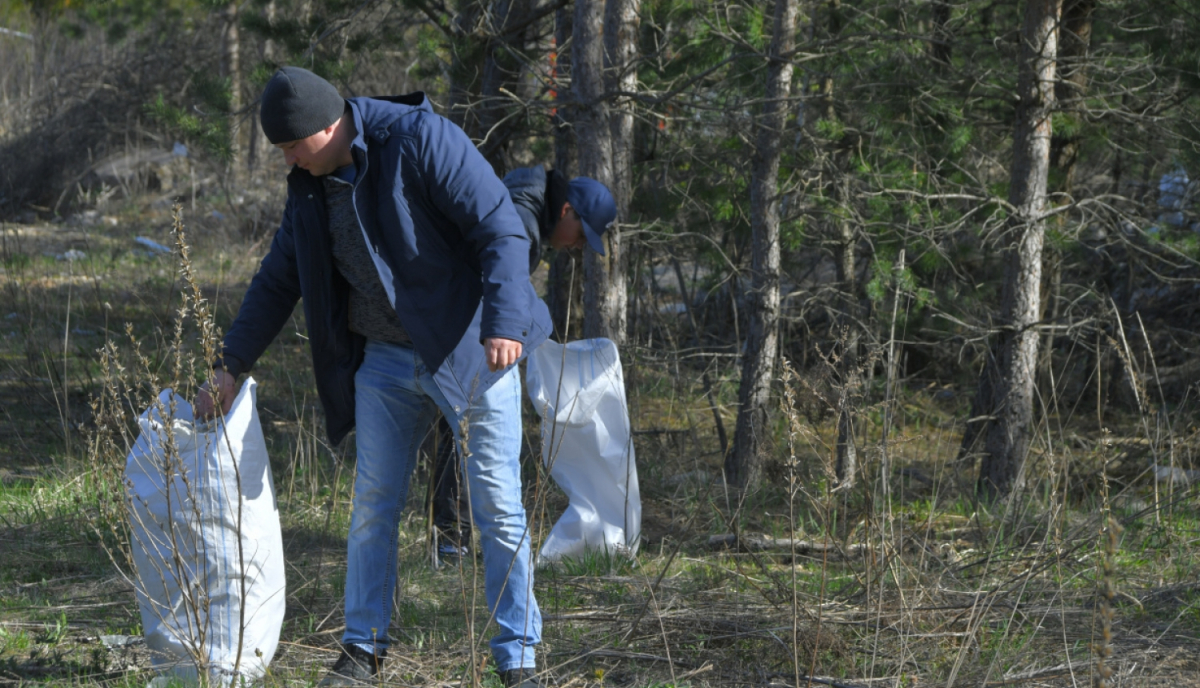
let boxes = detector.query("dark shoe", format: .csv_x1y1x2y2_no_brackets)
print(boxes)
437,541,470,567
435,529,472,568
317,645,385,687
500,668,541,688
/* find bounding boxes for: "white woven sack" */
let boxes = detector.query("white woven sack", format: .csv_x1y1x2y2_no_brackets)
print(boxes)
526,338,641,564
124,378,285,685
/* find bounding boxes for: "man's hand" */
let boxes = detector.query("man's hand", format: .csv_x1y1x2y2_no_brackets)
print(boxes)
195,369,239,420
484,337,523,372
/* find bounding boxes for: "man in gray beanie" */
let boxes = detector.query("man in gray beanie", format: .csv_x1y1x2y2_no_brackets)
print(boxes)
197,66,550,688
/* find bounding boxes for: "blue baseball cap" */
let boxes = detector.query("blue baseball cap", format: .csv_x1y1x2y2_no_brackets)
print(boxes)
567,177,617,255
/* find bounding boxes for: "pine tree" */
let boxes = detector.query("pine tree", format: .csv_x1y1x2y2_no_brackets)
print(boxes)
725,0,798,489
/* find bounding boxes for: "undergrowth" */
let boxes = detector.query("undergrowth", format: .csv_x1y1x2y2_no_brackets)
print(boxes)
0,200,1197,687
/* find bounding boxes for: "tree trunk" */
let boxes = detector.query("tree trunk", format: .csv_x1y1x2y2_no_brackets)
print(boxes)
975,0,1062,500
223,2,244,176
957,352,998,463
833,206,859,490
822,4,858,490
548,6,583,341
1041,0,1092,416
601,0,639,345
574,0,618,340
248,0,276,178
724,0,798,489
552,10,576,179
478,0,533,173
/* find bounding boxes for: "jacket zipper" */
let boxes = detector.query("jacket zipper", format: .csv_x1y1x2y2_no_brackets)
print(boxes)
347,145,399,310
350,148,374,252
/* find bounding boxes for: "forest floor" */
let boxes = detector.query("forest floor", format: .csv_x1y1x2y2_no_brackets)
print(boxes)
1,189,1199,687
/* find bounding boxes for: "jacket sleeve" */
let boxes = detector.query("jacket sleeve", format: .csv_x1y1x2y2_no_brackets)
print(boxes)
513,203,543,274
415,114,535,343
218,201,303,376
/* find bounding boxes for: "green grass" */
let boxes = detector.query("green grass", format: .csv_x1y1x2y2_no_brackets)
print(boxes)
0,199,1199,686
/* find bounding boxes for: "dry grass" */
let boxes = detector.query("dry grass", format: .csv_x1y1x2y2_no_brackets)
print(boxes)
0,194,1198,688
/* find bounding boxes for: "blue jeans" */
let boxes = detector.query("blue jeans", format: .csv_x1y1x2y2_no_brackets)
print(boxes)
343,340,541,671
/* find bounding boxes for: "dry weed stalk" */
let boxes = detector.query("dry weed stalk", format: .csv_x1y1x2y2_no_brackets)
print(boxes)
786,354,854,686
1093,457,1121,688
87,205,260,683
780,357,804,688
458,382,546,688
454,409,483,688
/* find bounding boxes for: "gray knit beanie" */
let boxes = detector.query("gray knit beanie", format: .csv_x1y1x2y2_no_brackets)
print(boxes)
259,66,345,144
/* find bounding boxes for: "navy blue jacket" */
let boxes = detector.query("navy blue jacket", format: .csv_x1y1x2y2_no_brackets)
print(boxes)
503,166,548,272
502,166,568,273
220,93,552,444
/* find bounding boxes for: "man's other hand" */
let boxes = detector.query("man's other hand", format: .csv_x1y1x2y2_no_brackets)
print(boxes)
484,337,523,372
195,369,239,419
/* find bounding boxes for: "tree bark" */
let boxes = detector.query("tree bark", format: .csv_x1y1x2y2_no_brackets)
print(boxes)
549,10,583,340
833,204,859,490
574,0,618,340
552,8,576,179
248,0,276,178
975,0,1062,500
1042,0,1092,417
601,0,638,344
822,3,858,491
725,0,798,489
223,2,244,176
477,0,534,173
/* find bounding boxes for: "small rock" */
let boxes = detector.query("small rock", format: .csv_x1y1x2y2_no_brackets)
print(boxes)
57,249,86,261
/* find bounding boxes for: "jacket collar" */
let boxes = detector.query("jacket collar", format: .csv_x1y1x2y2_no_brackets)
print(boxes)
347,93,431,152
284,93,432,188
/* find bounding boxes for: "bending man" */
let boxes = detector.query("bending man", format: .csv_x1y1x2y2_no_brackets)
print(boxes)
197,67,550,688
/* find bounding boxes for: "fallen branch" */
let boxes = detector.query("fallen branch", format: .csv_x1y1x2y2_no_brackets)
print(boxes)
765,670,878,688
983,659,1095,686
706,533,870,558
